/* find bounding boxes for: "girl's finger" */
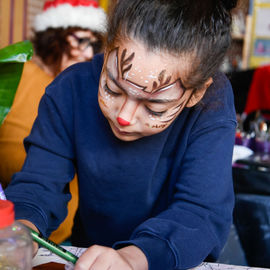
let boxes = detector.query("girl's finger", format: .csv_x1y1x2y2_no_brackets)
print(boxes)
74,245,105,270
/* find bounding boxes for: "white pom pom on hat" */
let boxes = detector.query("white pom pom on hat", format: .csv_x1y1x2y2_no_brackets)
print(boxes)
34,0,107,33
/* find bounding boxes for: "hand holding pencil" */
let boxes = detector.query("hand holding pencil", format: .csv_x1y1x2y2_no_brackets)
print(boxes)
0,183,78,265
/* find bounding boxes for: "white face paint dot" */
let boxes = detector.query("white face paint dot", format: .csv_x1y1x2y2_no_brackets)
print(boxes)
148,114,156,121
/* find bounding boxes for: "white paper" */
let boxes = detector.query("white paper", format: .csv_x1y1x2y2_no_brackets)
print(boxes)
32,246,87,267
193,262,270,270
33,248,270,270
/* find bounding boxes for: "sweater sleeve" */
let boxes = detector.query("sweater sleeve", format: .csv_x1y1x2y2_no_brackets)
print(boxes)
4,58,102,238
114,119,236,270
5,90,75,237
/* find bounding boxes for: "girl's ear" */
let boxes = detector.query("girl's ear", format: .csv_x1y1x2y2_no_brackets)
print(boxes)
186,77,213,107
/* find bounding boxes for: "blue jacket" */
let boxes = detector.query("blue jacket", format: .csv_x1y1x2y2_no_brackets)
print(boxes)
6,54,236,270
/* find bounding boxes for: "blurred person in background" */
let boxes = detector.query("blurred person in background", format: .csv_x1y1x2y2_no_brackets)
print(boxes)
0,0,107,244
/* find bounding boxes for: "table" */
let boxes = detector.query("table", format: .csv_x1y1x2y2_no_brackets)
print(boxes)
32,261,270,270
33,247,270,270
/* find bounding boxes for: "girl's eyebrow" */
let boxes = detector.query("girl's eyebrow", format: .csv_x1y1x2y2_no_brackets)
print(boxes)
106,68,180,103
106,68,145,91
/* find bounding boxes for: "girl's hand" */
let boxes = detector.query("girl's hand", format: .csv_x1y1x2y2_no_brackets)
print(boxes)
17,219,39,256
74,245,148,270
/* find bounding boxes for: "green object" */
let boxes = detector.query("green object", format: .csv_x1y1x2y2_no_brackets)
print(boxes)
29,228,79,265
0,40,33,125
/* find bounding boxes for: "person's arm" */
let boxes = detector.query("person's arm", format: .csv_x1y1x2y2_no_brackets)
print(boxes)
5,88,75,238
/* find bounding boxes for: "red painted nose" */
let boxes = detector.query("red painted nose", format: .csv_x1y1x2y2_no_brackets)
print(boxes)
117,117,130,126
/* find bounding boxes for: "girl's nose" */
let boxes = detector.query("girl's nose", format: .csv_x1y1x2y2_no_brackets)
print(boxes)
117,117,130,126
117,98,138,126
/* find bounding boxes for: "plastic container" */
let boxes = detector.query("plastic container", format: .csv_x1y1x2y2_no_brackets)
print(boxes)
0,200,32,270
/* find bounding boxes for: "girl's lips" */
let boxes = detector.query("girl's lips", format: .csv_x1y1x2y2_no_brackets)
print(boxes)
111,121,138,136
114,125,131,135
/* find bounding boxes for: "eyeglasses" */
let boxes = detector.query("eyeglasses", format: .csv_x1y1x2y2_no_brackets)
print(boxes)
71,34,102,54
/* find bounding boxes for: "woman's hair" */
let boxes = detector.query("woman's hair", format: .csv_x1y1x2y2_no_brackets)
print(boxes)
31,27,104,76
106,0,238,89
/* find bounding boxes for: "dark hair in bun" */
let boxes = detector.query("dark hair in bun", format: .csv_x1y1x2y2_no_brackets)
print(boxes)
221,0,238,11
108,0,238,90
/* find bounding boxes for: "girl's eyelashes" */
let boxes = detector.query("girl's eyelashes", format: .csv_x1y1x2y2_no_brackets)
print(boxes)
145,106,167,117
104,83,121,96
103,82,166,117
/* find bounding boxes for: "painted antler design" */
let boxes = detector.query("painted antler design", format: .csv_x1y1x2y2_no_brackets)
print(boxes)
152,70,172,93
120,49,135,78
119,48,172,94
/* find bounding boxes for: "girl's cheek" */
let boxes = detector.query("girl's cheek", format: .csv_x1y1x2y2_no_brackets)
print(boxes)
98,95,108,109
99,88,115,109
98,91,111,117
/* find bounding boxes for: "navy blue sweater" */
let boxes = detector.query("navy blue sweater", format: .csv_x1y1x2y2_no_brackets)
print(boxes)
6,54,236,270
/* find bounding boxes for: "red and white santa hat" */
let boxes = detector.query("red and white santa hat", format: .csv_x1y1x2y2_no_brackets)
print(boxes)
34,0,107,33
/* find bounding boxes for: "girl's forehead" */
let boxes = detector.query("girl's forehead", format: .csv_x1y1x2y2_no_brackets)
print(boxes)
105,40,191,91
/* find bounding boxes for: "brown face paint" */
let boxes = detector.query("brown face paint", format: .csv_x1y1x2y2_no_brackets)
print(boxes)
160,101,185,123
152,70,172,93
107,47,186,101
119,48,147,92
103,47,194,124
120,48,135,79
98,96,108,108
98,42,196,142
145,123,168,129
119,49,180,96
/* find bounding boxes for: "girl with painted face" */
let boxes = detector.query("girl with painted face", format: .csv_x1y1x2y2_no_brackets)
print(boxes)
5,1,237,270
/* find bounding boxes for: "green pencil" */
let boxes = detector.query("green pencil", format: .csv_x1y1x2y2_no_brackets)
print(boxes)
1,184,78,265
29,228,78,265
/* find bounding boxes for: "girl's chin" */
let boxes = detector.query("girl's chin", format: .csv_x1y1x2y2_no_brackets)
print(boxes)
107,121,142,141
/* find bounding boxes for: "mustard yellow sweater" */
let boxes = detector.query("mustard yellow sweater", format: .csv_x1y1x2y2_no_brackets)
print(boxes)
0,61,78,243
